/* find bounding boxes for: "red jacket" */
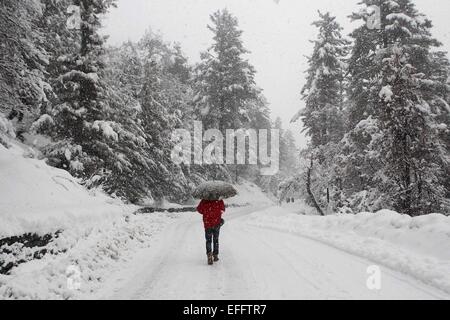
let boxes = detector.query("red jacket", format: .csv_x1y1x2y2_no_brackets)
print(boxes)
197,199,225,229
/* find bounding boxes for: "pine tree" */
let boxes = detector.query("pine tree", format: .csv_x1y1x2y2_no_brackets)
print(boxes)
100,42,152,202
290,12,349,213
281,130,298,175
105,41,143,103
99,32,194,203
293,11,348,147
0,0,51,137
166,43,192,85
194,9,258,131
428,51,450,204
137,31,191,202
30,0,79,135
36,0,119,180
263,118,299,198
193,9,269,184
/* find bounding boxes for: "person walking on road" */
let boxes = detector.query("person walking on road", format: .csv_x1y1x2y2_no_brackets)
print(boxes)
197,199,225,265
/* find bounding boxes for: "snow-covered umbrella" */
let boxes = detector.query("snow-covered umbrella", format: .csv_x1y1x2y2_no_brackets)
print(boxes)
192,181,238,201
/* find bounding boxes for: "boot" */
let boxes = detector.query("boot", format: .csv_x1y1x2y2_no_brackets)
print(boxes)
207,253,213,265
213,254,219,262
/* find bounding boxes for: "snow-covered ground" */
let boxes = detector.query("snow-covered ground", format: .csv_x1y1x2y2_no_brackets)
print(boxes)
2,200,450,299
244,207,450,296
0,139,138,299
0,211,180,299
0,138,269,299
1,139,450,299
92,205,449,300
0,139,131,238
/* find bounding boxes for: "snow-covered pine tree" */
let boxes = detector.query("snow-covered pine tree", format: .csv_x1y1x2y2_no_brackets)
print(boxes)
193,9,266,183
336,115,385,212
428,51,450,204
140,36,224,199
104,31,232,203
166,43,192,85
290,12,349,214
338,1,398,212
292,11,349,147
347,2,385,129
262,118,299,198
194,9,258,131
105,41,144,103
349,0,450,215
101,86,153,203
0,0,51,138
259,117,283,197
247,94,272,132
443,61,450,202
161,43,195,129
30,0,79,135
246,94,273,188
137,32,191,203
281,130,299,175
229,92,274,183
99,33,195,203
98,41,154,202
35,0,122,182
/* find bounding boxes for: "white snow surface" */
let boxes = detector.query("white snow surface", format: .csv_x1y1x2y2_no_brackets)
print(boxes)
227,181,272,207
91,205,449,300
0,140,130,237
0,116,16,139
1,140,449,299
0,211,176,299
2,197,450,299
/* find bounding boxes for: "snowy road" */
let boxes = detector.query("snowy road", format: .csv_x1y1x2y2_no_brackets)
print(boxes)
99,206,449,300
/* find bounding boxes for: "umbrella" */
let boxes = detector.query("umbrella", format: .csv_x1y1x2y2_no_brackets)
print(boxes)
192,181,238,201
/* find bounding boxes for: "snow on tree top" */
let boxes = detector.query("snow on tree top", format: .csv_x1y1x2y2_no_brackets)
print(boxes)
379,85,394,102
92,121,119,142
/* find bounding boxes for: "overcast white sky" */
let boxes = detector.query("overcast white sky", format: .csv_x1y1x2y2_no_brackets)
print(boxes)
102,0,450,148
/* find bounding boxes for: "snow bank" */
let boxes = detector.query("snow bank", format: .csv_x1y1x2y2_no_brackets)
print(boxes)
280,199,318,216
0,115,16,140
0,212,179,299
245,208,450,294
0,137,186,299
0,140,131,238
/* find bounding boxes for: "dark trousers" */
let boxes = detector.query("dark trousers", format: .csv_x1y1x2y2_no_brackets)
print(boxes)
205,225,220,255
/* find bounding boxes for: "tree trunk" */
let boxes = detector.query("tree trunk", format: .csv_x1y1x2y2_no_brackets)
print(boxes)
306,158,325,216
327,187,330,204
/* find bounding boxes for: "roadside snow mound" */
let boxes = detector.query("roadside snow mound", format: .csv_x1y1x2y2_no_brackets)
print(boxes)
245,207,450,294
228,181,274,207
0,140,130,238
0,137,171,300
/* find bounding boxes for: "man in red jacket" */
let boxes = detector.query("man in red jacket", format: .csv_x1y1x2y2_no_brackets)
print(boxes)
197,199,225,265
